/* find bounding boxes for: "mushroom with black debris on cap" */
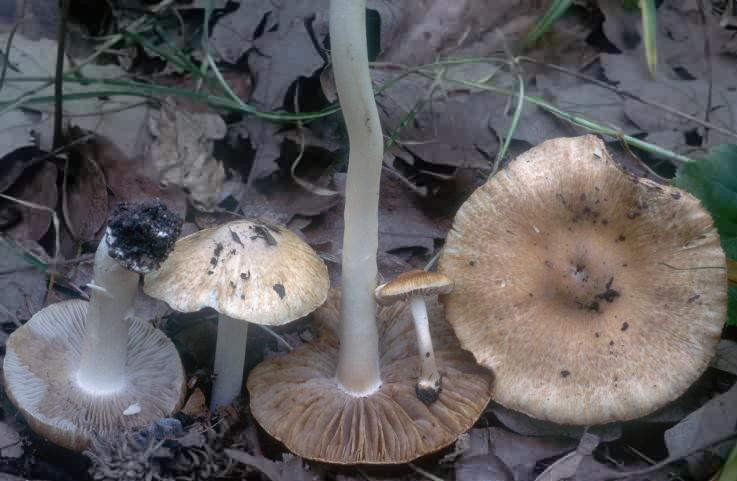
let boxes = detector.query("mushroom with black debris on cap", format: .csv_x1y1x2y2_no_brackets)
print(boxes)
143,219,329,410
375,270,453,404
3,200,185,451
439,135,727,425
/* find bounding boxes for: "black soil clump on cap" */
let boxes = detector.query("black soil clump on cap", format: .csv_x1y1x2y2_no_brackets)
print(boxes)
106,199,183,274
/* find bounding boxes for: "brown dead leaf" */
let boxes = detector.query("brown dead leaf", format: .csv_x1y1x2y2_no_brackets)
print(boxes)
713,340,737,376
211,1,328,110
0,146,43,195
534,432,599,481
0,422,23,459
0,162,57,242
0,240,47,324
148,100,227,210
181,388,208,419
225,449,318,481
63,129,109,242
489,403,622,442
664,383,737,479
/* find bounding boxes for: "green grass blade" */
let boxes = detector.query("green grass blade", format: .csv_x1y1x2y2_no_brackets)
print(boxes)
718,440,737,481
640,0,658,78
522,0,574,49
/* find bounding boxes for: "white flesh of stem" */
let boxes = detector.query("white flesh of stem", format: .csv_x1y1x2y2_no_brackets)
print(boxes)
210,314,249,410
77,232,138,394
410,294,440,389
331,0,383,395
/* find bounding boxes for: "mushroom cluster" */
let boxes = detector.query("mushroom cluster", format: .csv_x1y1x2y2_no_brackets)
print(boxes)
3,200,185,451
439,135,727,424
245,0,493,464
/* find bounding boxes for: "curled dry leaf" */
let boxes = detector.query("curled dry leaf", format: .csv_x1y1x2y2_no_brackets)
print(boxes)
0,240,48,324
534,433,599,481
148,101,227,210
63,129,108,242
0,162,58,242
225,450,316,481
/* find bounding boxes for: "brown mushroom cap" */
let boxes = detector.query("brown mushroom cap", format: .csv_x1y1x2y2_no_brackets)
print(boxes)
3,300,185,451
143,219,329,325
438,135,727,425
247,289,492,464
375,270,453,305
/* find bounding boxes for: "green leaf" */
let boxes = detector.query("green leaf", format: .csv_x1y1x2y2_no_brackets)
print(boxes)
639,0,658,78
522,0,574,49
674,144,737,325
718,440,737,481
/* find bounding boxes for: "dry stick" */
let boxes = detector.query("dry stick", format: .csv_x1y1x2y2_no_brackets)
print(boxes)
517,56,737,141
53,0,72,149
695,0,713,145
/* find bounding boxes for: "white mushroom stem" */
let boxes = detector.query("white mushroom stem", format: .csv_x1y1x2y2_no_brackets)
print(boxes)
210,315,249,410
77,232,138,394
331,0,383,394
409,294,441,391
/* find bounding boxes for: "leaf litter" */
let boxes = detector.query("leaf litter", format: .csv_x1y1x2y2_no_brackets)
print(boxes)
1,1,737,480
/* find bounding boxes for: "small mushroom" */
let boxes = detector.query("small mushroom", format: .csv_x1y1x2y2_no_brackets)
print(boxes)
3,200,185,451
439,135,727,424
144,219,329,410
375,270,453,404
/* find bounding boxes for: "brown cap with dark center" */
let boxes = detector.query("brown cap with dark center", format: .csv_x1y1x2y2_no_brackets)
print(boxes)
375,270,453,305
439,135,727,424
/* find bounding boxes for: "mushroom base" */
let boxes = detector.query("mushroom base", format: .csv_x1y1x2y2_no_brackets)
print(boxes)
3,300,185,452
247,290,493,464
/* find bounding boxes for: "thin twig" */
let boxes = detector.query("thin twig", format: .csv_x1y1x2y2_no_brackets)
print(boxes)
517,56,737,140
695,0,713,144
409,463,446,481
53,0,72,149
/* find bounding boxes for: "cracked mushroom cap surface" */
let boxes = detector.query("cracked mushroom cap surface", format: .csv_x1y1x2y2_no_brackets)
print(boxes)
3,300,185,451
247,289,493,464
438,135,727,425
375,270,454,305
144,219,329,325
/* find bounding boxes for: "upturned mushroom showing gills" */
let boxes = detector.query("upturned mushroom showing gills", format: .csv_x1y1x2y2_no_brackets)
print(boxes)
439,135,727,425
3,200,185,451
143,219,329,410
375,270,454,405
245,0,493,464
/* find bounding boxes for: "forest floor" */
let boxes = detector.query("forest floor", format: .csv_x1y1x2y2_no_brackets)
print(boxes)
0,0,736,480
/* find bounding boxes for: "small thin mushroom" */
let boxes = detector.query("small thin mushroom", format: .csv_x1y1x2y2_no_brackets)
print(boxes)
375,270,453,404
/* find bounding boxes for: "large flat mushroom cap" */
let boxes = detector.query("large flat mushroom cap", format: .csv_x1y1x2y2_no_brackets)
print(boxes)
3,300,185,451
247,290,493,464
438,135,727,425
144,220,329,325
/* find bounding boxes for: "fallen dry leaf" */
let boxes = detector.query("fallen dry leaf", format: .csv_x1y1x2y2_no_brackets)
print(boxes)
211,0,327,109
0,421,22,459
0,161,57,242
181,388,208,419
0,240,47,324
0,111,38,160
225,449,317,481
713,340,737,376
0,146,43,194
664,383,737,479
147,100,227,210
63,129,108,242
534,432,599,481
488,403,622,442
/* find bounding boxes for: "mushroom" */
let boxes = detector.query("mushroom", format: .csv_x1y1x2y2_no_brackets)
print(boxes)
3,200,185,451
439,135,727,425
245,0,493,464
143,219,329,410
375,270,453,404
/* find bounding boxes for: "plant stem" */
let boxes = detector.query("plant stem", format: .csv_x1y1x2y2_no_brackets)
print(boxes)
53,0,71,149
210,315,249,410
77,233,138,393
331,0,383,395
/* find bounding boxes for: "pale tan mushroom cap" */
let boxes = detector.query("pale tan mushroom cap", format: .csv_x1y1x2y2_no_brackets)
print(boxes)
375,270,454,305
247,289,492,464
144,220,329,326
3,300,185,451
439,135,727,425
